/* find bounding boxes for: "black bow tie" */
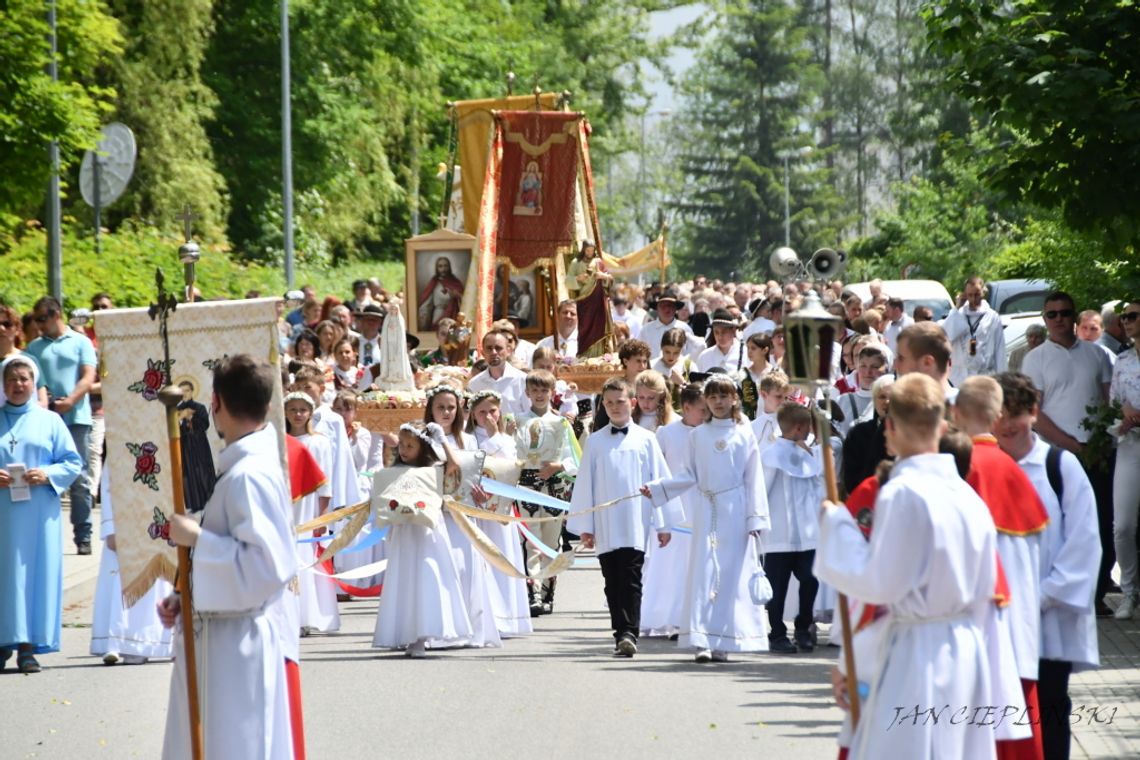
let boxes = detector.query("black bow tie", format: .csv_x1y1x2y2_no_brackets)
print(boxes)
611,426,628,435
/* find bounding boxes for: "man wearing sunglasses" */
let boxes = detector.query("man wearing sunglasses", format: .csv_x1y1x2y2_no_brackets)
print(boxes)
24,297,98,555
1023,290,1116,616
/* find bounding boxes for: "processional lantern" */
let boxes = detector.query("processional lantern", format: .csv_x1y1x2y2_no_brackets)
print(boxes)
783,289,842,393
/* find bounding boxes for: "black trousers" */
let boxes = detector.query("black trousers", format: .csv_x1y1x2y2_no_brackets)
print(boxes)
597,547,645,643
765,550,818,641
1038,658,1072,760
1083,454,1116,602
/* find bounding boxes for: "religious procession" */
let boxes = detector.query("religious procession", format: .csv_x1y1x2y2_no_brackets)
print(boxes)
4,2,1140,760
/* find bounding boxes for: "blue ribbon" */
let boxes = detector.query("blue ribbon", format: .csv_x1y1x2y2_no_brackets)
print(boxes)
480,478,570,512
298,526,388,555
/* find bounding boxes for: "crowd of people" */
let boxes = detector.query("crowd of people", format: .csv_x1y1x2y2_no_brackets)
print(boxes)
1,271,1139,760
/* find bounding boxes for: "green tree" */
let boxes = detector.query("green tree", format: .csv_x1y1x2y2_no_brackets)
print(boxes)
0,0,122,233
924,1,1140,247
672,0,847,278
103,0,228,238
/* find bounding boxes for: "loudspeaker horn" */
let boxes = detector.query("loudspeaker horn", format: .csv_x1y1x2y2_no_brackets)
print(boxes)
769,247,801,278
809,247,844,279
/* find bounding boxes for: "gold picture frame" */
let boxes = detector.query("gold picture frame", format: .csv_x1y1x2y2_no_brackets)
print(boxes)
405,228,477,349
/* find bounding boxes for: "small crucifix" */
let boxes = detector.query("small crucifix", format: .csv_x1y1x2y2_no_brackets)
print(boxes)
148,268,179,385
175,204,198,243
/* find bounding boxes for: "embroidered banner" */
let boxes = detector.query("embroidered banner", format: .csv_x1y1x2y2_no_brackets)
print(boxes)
453,93,559,235
96,298,288,606
490,110,581,269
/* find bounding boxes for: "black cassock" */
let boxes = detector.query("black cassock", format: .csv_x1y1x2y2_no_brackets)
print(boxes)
178,399,217,513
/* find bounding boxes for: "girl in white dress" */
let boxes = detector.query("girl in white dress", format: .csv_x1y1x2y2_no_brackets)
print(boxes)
333,390,383,496
467,389,533,637
640,383,705,638
424,383,501,648
643,375,770,662
331,389,385,592
372,422,473,657
284,392,341,634
90,468,173,664
632,370,674,433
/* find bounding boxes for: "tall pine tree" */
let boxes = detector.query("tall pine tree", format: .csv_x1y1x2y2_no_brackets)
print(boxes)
673,0,844,278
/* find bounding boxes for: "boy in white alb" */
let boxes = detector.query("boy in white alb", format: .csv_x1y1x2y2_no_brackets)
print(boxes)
995,372,1100,760
160,355,297,760
751,371,790,455
814,373,999,760
568,377,675,656
762,402,824,654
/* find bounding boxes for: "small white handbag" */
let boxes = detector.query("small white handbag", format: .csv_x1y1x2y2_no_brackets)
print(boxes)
748,536,773,606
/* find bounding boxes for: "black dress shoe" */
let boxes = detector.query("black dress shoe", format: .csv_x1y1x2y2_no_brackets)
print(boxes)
769,637,797,655
794,632,815,653
76,542,92,556
1095,600,1114,618
529,603,546,618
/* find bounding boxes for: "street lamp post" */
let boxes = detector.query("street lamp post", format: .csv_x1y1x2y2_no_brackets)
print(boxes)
281,0,295,289
637,109,672,244
776,146,812,248
46,0,62,301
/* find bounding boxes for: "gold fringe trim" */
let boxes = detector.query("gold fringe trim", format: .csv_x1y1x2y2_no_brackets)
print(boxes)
444,499,575,580
120,552,178,609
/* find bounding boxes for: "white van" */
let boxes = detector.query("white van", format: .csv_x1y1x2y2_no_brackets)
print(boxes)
845,279,954,321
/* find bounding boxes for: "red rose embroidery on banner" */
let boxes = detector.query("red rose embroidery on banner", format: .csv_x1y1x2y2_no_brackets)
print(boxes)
127,358,175,401
126,441,162,491
147,507,176,547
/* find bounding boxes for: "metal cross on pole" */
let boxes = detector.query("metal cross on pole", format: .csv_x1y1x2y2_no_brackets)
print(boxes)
174,205,201,303
148,268,204,760
175,204,198,243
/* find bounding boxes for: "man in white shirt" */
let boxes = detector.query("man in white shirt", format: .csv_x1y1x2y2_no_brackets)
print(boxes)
1022,291,1115,615
881,296,914,354
353,304,385,368
467,329,529,416
535,299,579,360
942,276,1006,386
894,322,958,405
696,309,745,372
640,291,694,360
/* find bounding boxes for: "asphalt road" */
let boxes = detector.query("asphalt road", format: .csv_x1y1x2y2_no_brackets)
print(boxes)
0,555,844,760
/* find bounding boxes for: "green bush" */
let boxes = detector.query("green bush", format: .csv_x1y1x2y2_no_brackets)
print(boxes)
0,221,405,311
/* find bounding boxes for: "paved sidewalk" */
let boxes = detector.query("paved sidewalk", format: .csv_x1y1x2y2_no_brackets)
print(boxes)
1070,594,1140,758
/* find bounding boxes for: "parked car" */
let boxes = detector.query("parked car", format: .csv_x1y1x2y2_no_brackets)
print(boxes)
846,279,954,321
986,278,1053,315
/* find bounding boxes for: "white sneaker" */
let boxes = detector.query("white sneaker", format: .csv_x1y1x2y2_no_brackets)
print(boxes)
711,650,729,663
694,648,712,663
102,652,121,665
405,640,427,659
1115,596,1136,620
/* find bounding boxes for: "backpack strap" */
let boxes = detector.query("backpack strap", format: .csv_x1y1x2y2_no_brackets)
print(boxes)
1045,445,1064,503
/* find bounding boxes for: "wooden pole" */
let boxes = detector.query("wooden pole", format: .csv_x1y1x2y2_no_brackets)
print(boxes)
159,386,204,760
817,406,861,728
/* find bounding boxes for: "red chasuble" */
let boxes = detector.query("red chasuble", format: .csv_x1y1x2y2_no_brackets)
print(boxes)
966,437,1049,536
286,435,327,503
